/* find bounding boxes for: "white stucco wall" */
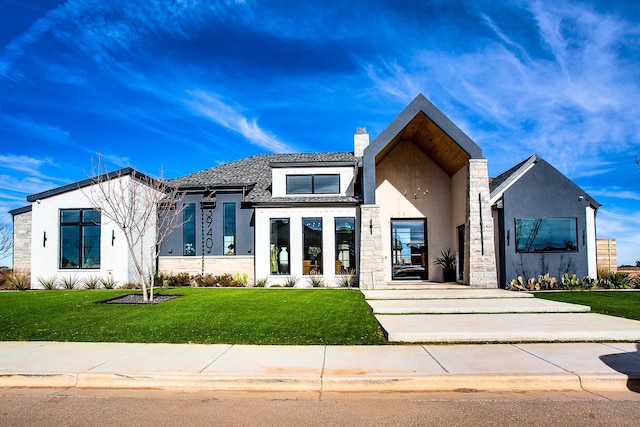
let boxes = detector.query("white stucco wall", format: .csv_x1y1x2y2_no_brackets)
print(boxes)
271,166,355,198
29,175,158,288
255,206,358,286
586,205,597,278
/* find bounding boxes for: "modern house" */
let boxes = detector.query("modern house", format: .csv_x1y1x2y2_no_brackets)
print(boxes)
9,94,599,289
489,154,600,287
10,170,162,287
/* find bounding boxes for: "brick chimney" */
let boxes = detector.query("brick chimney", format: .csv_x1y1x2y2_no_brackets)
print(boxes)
354,127,369,158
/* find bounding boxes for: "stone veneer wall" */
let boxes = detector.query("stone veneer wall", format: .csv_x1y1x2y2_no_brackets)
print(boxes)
159,255,255,285
358,205,386,289
12,210,31,272
465,159,498,288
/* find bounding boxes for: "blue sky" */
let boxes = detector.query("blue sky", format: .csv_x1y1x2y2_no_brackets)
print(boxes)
1,0,638,267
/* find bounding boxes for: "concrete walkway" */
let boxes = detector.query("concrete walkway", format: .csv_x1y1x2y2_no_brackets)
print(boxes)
362,287,640,343
0,341,638,393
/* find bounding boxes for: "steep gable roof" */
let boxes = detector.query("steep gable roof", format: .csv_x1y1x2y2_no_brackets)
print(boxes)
490,154,600,208
363,93,483,203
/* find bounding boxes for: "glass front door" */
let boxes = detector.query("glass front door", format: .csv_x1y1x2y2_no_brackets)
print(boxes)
391,219,427,280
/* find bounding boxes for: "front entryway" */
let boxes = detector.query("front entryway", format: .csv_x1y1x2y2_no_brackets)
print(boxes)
391,219,427,280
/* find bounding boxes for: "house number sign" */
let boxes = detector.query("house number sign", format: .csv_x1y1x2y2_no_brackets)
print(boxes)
204,209,214,253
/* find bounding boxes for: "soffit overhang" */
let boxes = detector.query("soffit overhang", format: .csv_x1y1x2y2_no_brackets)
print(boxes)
374,111,472,176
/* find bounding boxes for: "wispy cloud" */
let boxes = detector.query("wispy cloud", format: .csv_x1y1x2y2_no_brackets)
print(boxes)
588,187,640,201
596,207,640,265
0,153,67,182
364,62,422,104
0,174,60,196
1,0,249,78
88,151,132,170
185,90,293,153
364,1,640,176
3,115,70,142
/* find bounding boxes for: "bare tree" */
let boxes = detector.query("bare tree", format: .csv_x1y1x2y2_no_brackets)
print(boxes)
0,222,11,262
84,159,186,301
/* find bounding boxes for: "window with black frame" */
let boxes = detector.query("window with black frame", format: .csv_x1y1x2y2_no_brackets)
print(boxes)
223,203,236,255
515,218,578,252
270,218,290,275
335,217,355,274
303,218,323,275
59,209,101,269
286,174,339,194
183,204,196,256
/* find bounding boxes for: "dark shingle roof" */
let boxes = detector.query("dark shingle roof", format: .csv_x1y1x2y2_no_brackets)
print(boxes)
171,152,358,205
489,156,533,193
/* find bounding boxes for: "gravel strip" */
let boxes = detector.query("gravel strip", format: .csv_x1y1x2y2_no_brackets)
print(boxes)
103,294,181,304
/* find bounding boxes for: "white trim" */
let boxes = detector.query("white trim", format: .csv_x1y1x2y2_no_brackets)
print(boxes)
585,205,597,278
490,161,536,206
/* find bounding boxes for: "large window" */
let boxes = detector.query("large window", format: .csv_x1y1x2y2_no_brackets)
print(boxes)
286,174,339,194
270,218,290,274
335,217,355,274
59,209,101,269
515,218,577,253
183,204,196,256
391,219,426,280
303,218,323,275
224,203,236,255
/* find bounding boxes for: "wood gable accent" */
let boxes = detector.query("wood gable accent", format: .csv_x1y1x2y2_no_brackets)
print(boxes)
374,111,471,176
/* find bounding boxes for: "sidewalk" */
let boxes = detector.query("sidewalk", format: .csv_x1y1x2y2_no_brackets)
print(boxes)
0,341,638,393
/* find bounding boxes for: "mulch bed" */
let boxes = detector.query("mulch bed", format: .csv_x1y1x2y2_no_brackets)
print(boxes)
102,294,181,304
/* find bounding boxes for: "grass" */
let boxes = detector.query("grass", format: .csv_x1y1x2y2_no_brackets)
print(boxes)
0,288,386,345
535,291,640,321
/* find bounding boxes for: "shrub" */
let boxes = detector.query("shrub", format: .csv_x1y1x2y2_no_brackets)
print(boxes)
283,275,300,288
59,275,80,290
121,282,142,289
233,273,248,286
337,269,358,288
608,272,631,289
561,273,582,289
6,270,31,291
193,274,218,287
193,273,243,287
0,269,11,290
307,275,325,288
508,274,560,291
82,275,101,289
254,277,269,288
99,275,117,289
165,272,192,287
597,276,614,289
508,271,637,292
597,267,611,280
581,276,596,290
216,273,244,287
38,275,59,290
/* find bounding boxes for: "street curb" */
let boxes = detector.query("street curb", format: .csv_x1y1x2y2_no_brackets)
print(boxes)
1,371,634,393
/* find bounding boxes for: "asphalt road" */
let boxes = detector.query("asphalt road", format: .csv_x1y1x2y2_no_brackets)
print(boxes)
1,388,639,426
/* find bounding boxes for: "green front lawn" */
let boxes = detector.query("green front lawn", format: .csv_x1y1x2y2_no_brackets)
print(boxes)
535,291,640,321
0,288,386,345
